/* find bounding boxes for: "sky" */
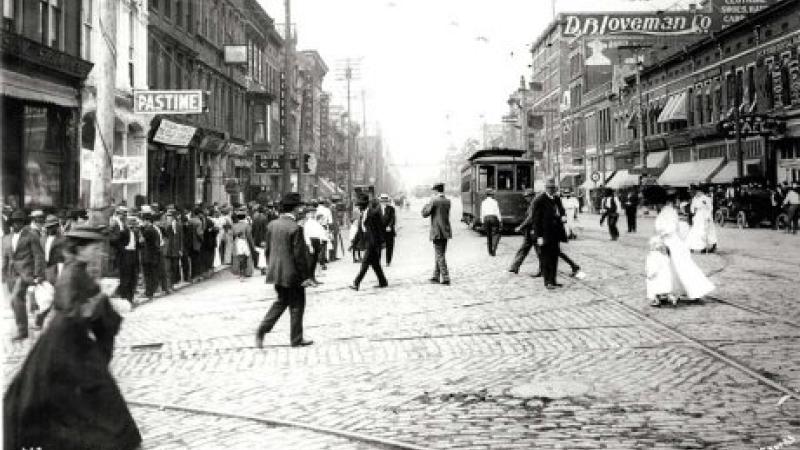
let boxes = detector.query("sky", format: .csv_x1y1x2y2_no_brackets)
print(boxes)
259,0,695,189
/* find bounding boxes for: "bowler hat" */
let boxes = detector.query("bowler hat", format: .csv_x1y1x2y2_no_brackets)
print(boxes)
10,210,27,222
44,214,59,228
485,189,494,196
280,192,302,208
432,182,445,192
356,194,370,206
64,211,108,240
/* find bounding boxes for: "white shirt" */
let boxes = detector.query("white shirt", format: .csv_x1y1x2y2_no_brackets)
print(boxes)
563,197,579,211
154,224,164,247
316,205,333,227
11,231,21,253
303,218,327,243
604,196,622,212
480,197,501,220
125,228,136,250
784,191,800,205
44,235,55,263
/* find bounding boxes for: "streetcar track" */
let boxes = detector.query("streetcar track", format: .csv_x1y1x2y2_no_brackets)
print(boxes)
127,400,432,450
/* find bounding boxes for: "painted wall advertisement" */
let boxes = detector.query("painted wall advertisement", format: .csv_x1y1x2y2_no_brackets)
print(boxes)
112,156,146,184
561,12,718,37
714,0,777,27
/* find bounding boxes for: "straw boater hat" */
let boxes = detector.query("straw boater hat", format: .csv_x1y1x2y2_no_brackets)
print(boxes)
379,193,390,201
44,214,59,228
356,193,370,207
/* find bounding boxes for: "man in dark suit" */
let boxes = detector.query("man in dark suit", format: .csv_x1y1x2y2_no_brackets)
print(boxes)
35,215,64,328
161,208,183,292
349,195,388,290
532,179,566,290
378,194,396,266
422,182,452,285
114,216,141,307
2,210,45,340
623,190,639,233
187,208,204,281
200,208,218,279
256,192,314,348
510,189,541,276
139,212,162,301
251,205,269,272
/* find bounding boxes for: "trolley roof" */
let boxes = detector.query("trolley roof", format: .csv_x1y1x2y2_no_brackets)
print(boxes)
467,148,526,162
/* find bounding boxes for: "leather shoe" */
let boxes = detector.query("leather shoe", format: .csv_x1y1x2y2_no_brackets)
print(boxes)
441,280,451,286
428,278,440,284
291,339,314,347
553,283,563,287
531,272,542,278
508,269,518,274
255,335,264,349
348,284,359,291
375,283,388,288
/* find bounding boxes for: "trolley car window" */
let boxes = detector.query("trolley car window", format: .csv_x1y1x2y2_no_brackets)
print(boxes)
478,166,495,190
461,175,470,192
516,165,531,191
497,165,514,190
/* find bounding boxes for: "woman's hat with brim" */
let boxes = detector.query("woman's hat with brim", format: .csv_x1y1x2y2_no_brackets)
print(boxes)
64,211,108,240
280,192,302,208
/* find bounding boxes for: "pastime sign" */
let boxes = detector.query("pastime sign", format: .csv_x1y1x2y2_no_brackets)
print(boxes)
133,90,204,114
562,12,718,37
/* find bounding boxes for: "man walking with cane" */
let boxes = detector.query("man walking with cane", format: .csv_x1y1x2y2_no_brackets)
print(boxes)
481,189,502,256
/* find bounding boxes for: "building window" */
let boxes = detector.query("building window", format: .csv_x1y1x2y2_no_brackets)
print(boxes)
176,53,183,89
150,0,158,12
163,0,171,20
80,0,91,59
175,0,182,28
705,92,712,124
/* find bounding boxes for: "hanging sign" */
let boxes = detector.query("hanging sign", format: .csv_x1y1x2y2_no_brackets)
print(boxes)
562,12,717,37
134,90,204,114
153,119,197,146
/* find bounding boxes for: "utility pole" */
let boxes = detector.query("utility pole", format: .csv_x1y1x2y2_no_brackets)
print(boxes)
733,65,744,178
346,64,353,212
280,0,293,195
618,44,652,175
91,0,118,209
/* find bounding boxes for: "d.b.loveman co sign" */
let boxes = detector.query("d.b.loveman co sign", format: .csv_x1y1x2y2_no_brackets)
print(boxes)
561,12,719,37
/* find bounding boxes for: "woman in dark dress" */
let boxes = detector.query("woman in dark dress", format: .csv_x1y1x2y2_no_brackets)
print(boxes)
4,221,142,450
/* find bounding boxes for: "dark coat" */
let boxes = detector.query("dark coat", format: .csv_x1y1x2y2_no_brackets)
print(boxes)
139,225,161,265
3,261,141,450
359,205,385,249
264,215,310,288
162,219,184,258
2,226,45,284
251,212,269,247
518,198,536,235
421,195,452,241
532,193,566,245
43,234,65,285
186,217,203,252
381,204,396,236
201,217,218,251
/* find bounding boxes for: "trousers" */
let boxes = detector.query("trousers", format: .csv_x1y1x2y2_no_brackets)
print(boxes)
540,241,560,286
384,233,395,265
257,285,306,345
117,250,139,302
607,213,620,240
432,239,449,282
142,260,159,297
625,207,637,232
354,245,387,287
509,232,541,273
483,215,501,256
7,278,30,336
308,238,323,278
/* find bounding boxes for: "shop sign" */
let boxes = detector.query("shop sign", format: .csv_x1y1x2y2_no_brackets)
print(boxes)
226,143,248,157
254,154,314,174
153,119,197,146
300,74,314,143
112,156,145,183
719,114,786,138
133,90,204,114
279,72,287,150
714,0,777,27
562,12,717,37
223,45,247,64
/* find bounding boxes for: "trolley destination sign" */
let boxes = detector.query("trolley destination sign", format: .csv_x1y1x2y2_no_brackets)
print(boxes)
133,90,204,114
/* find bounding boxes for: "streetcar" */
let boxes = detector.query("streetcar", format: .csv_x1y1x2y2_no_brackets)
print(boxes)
460,147,534,231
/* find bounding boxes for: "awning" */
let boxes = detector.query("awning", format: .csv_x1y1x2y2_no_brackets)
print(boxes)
657,157,724,187
0,68,80,107
657,92,687,123
710,159,761,184
604,169,640,190
634,151,669,170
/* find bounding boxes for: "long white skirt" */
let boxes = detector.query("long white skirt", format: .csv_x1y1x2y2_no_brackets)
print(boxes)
663,233,715,299
686,210,718,251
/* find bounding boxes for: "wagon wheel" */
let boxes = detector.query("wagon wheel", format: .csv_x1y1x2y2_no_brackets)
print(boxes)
714,208,727,227
736,211,748,229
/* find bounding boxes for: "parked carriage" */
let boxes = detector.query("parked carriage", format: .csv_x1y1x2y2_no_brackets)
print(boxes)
460,148,534,232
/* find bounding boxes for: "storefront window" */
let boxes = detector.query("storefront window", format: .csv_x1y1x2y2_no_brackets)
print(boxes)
23,105,62,208
253,104,266,143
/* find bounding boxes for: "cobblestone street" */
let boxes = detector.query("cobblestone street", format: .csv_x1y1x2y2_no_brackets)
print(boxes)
4,201,800,449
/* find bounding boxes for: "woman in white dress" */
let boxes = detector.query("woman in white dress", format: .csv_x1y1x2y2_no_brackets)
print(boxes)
685,188,718,253
561,191,580,239
654,204,715,302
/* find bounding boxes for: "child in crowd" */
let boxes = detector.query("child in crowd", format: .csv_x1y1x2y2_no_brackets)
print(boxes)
646,236,677,307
